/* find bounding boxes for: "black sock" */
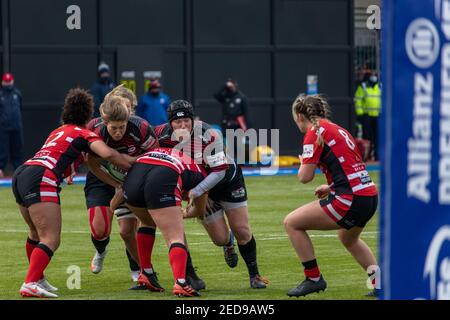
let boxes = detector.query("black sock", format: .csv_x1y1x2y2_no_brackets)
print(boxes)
126,249,140,272
91,235,110,254
186,250,195,275
238,235,259,278
302,259,318,269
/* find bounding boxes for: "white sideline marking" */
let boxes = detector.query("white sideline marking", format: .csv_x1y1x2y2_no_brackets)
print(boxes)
0,228,378,244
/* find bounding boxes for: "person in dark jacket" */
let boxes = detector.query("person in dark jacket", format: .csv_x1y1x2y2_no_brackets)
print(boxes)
214,78,251,136
0,73,23,178
90,62,115,118
136,78,171,126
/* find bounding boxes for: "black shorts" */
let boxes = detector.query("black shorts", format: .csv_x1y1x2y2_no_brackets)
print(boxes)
208,165,248,203
12,165,61,208
123,163,181,210
320,194,378,230
84,172,115,208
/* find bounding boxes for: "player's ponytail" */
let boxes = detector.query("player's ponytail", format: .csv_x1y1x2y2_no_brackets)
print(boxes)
292,94,331,147
104,84,137,114
99,95,130,123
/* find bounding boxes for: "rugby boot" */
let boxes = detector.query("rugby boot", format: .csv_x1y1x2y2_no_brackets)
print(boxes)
173,280,200,297
287,275,327,297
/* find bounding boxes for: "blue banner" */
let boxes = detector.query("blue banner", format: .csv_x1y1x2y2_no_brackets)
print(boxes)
381,0,450,299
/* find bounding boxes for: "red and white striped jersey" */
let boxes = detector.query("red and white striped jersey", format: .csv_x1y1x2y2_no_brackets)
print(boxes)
25,124,101,181
136,147,207,191
301,119,377,196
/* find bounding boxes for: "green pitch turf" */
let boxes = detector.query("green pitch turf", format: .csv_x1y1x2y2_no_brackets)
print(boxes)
0,174,378,300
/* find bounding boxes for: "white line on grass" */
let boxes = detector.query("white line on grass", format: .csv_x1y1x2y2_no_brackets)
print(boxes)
0,229,378,245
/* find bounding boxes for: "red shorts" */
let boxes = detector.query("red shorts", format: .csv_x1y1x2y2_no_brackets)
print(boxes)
12,165,61,208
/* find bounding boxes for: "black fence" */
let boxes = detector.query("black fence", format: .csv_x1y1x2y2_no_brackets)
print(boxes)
0,0,354,159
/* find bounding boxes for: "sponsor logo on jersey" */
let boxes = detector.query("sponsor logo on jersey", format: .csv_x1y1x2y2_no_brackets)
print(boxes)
160,194,175,202
231,187,246,199
302,144,314,159
206,151,226,167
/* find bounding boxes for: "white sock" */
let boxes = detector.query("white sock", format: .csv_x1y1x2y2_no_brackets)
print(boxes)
143,268,153,274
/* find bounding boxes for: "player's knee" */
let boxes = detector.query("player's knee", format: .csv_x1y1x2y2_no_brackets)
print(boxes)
338,233,357,248
233,227,252,244
91,222,108,239
212,235,229,246
284,215,295,231
119,224,135,241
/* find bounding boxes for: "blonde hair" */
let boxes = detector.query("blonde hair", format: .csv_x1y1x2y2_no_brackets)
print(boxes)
292,94,331,146
100,95,130,122
104,84,138,114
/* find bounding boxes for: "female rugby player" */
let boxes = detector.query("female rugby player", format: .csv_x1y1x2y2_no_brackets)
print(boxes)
121,147,208,297
12,88,133,298
84,87,159,285
284,94,378,297
157,100,268,289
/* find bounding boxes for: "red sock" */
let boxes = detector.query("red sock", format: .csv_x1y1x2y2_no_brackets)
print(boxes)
25,245,53,283
136,227,156,270
302,259,321,279
169,243,188,282
304,266,321,279
26,238,39,262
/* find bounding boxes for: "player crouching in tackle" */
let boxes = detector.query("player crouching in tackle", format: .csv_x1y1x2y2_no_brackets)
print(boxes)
111,147,208,297
84,85,162,287
284,94,379,297
156,100,268,289
12,88,133,298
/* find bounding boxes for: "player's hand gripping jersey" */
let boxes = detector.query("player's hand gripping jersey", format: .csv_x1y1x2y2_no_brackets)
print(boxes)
301,119,377,196
25,124,101,181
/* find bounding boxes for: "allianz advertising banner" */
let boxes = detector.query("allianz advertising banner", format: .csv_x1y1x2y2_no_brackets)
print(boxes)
381,0,450,299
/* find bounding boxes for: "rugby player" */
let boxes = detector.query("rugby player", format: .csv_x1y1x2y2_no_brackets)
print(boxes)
84,89,159,285
12,88,133,298
121,147,208,297
284,94,378,297
157,100,268,289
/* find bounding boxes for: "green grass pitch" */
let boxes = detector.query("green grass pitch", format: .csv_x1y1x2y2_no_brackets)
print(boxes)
0,173,378,300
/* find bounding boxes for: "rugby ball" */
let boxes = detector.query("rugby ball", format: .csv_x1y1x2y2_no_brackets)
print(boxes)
103,163,127,182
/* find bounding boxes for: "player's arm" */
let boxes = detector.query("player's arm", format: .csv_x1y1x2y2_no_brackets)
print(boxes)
110,186,124,212
86,154,121,188
89,140,134,170
298,163,316,184
298,132,322,184
189,130,228,199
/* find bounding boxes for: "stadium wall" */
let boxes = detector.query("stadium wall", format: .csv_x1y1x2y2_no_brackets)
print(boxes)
0,0,354,159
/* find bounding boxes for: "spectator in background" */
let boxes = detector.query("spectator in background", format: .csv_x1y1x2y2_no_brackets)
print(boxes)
91,62,115,118
214,78,251,137
0,73,23,178
136,78,171,126
354,72,381,161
